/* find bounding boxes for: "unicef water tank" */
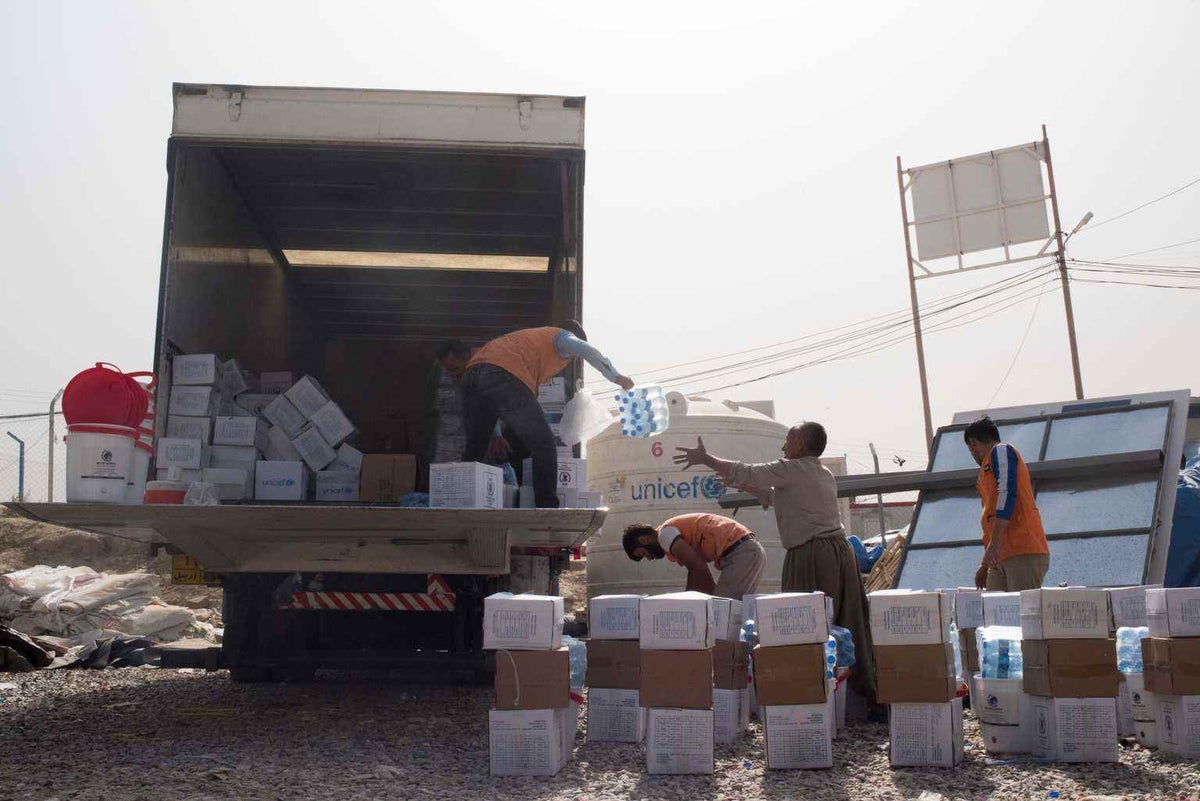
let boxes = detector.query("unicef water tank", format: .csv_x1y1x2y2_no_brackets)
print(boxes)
586,392,789,600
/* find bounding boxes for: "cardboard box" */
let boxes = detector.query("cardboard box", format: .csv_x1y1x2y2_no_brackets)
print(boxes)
309,400,355,447
1030,696,1118,762
538,377,567,405
1155,694,1200,758
1146,587,1200,638
155,467,201,485
292,427,337,472
586,639,640,689
166,416,211,445
960,627,980,675
430,461,502,509
645,708,714,775
752,643,827,706
493,647,570,710
235,393,277,421
332,442,363,474
201,467,248,501
711,598,743,642
556,487,579,509
315,470,360,503
522,456,586,489
713,640,750,690
1023,639,1119,698
254,461,307,501
834,672,847,737
488,705,575,776
875,643,957,703
640,649,713,709
713,687,748,745
980,721,1031,755
1143,637,1200,695
172,353,220,386
359,454,417,502
977,677,1027,726
264,395,306,438
589,595,641,640
259,371,295,395
952,588,985,630
503,485,518,509
482,593,563,651
155,438,203,470
1126,672,1156,721
586,687,645,743
889,696,965,767
208,444,258,469
869,590,954,646
755,592,829,647
983,592,1022,628
169,384,218,418
284,375,329,419
577,491,602,508
639,592,717,650
763,702,834,769
1020,588,1110,640
1108,585,1161,629
219,359,257,397
213,416,269,450
264,426,303,462
1137,717,1159,749
1117,676,1136,737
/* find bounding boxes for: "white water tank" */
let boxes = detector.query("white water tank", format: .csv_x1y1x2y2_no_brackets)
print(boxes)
586,392,789,600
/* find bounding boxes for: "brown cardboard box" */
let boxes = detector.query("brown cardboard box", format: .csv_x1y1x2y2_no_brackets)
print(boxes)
961,627,980,675
587,640,641,689
713,640,750,690
1143,637,1200,695
493,647,570,710
640,649,713,709
752,644,827,706
875,643,958,703
1023,638,1119,698
359,454,417,502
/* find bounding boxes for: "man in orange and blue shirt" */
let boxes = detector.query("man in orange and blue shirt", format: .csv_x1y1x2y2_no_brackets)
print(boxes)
964,416,1051,591
621,512,767,600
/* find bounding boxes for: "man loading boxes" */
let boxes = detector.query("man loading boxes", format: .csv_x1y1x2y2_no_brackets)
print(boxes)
620,513,767,600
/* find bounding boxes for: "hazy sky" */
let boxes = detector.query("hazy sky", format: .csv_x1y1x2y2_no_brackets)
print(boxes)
2,0,1197,473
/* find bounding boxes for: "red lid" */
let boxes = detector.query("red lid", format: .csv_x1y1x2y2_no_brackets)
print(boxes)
62,363,151,428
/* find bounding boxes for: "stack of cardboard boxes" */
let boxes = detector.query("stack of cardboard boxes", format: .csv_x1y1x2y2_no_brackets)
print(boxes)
753,592,835,770
1020,588,1120,763
869,590,963,768
1143,587,1200,759
483,592,578,776
586,595,646,742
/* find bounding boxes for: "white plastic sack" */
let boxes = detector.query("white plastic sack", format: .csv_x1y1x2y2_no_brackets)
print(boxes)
2,565,100,597
184,482,221,506
108,602,195,640
33,572,160,620
558,389,615,447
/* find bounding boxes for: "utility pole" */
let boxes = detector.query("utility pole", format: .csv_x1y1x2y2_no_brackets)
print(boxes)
869,443,888,549
48,389,63,502
897,156,935,453
6,432,25,502
1041,125,1085,400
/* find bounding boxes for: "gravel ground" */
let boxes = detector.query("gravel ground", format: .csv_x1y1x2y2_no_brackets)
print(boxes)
2,671,1198,801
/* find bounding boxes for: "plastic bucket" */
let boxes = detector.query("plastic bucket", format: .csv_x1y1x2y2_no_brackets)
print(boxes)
65,423,136,504
62,364,149,428
125,440,153,506
144,480,186,505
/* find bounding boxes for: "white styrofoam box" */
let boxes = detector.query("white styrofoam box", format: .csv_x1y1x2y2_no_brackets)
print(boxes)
980,722,1030,755
639,591,718,650
538,377,567,405
292,427,337,472
309,400,356,446
169,385,217,418
1146,587,1200,638
714,688,746,745
213,416,269,451
983,592,1022,628
889,696,965,767
489,706,573,777
953,588,985,630
503,485,518,509
430,462,503,509
155,438,203,470
712,598,743,642
1117,679,1136,738
264,426,302,462
254,461,307,501
645,708,714,775
522,456,586,489
762,702,834,769
1126,672,1156,722
165,416,211,446
332,442,363,473
586,688,645,743
755,592,829,647
259,371,296,395
518,485,535,509
869,589,953,646
589,595,642,640
315,470,360,502
1156,695,1200,758
201,468,248,501
482,592,564,651
977,677,1026,726
1030,696,1118,763
1108,585,1161,629
235,393,277,421
1020,588,1110,640
155,468,201,485
285,375,330,419
264,394,306,438
172,354,220,386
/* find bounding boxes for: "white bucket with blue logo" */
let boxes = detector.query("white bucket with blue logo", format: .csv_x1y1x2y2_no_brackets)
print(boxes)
65,423,136,504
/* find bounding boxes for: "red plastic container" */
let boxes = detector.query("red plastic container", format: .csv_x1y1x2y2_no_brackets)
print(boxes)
62,363,150,428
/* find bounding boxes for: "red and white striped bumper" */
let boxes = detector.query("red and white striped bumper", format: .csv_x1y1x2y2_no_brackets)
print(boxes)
285,575,456,611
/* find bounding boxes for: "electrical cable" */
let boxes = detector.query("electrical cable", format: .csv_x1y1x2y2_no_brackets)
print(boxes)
1074,177,1200,234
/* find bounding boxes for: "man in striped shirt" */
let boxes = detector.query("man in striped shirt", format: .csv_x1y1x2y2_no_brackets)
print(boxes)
964,416,1051,591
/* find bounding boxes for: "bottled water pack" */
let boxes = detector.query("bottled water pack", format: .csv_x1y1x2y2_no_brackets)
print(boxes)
561,634,587,689
615,385,669,438
829,624,856,669
1116,625,1149,674
824,635,838,680
976,625,1024,680
950,622,965,686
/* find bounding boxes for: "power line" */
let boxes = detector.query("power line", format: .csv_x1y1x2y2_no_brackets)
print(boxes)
986,286,1045,407
1075,176,1200,234
1095,235,1200,262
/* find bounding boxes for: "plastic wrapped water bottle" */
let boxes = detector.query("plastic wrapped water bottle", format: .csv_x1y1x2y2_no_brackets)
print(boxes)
950,622,965,685
1116,626,1149,674
977,626,1023,679
561,634,587,689
615,385,669,438
502,463,518,486
740,618,757,646
829,624,856,668
824,635,838,679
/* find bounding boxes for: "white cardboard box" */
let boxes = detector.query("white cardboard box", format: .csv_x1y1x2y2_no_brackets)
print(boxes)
292,427,337,472
503,485,518,509
983,592,1022,628
1156,695,1200,758
645,708,714,775
889,696,965,767
977,677,1026,726
219,359,257,397
1108,585,1161,629
201,468,248,501
1126,672,1156,722
155,438,203,470
522,456,587,489
430,462,503,509
208,444,257,468
869,590,954,646
264,426,303,462
489,705,575,777
1030,696,1118,763
980,722,1030,755
309,400,356,446
264,395,306,439
714,688,746,745
172,354,220,386
1117,678,1136,738
213,416,269,451
332,442,363,473
155,468,201,485
538,377,567,405
556,487,579,508
834,672,847,737
586,688,645,743
763,701,834,769
259,371,296,395
639,592,718,650
285,375,330,419
1146,587,1200,638
482,593,564,651
1020,588,1111,640
952,588,985,630
713,597,743,642
316,470,360,502
235,393,277,421
169,385,218,418
166,415,212,445
1137,718,1160,749
589,595,642,640
254,461,307,501
755,592,829,647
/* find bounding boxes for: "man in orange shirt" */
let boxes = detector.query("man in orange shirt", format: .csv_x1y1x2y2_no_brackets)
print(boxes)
964,416,1051,591
621,513,767,600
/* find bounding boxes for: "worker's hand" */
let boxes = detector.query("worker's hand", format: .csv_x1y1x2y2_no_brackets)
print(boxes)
726,480,771,509
974,562,989,590
983,541,1002,568
673,436,708,471
487,436,513,461
615,375,635,391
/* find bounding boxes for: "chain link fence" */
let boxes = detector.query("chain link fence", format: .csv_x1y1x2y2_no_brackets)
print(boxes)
0,413,66,504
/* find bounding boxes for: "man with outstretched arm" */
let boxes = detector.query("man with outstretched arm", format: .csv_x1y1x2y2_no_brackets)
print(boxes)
621,513,767,600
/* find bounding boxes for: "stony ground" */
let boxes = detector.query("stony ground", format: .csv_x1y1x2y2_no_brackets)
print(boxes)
2,670,1198,801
